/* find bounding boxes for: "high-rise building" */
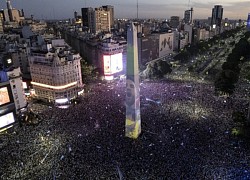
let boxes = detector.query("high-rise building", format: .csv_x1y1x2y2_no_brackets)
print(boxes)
102,5,114,27
184,8,193,24
6,0,12,10
81,7,95,33
211,5,223,28
247,13,250,31
170,16,180,28
0,0,23,23
81,6,113,34
94,7,110,33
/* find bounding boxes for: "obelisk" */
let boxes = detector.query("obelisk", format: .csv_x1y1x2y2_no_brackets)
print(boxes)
125,23,141,139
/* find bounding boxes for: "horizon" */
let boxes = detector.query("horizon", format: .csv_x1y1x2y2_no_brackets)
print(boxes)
0,0,249,20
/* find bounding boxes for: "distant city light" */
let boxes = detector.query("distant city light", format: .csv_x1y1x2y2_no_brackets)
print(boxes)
7,59,12,64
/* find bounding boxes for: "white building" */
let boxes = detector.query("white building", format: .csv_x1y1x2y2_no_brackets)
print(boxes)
197,28,210,41
184,24,193,44
29,39,83,102
173,31,189,51
7,67,27,112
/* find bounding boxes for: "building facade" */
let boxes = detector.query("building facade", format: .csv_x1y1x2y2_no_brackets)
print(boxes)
102,5,114,27
211,5,223,31
29,40,83,102
170,16,180,28
7,67,27,111
81,6,113,34
138,32,174,67
98,38,124,80
94,7,110,33
247,13,250,31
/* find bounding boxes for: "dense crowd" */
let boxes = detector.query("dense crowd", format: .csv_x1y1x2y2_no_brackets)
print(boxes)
0,76,250,179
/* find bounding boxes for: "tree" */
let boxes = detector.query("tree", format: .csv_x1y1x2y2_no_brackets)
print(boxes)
81,59,99,83
142,60,172,79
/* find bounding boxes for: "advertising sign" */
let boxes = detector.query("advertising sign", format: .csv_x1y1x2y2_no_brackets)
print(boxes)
0,112,15,129
0,87,10,106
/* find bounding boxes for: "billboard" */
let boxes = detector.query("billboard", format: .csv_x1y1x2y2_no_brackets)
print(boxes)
104,55,111,74
159,33,174,57
0,87,10,106
0,83,14,109
0,112,15,129
103,53,123,75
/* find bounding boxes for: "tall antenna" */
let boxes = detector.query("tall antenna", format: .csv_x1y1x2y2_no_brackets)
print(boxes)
137,0,138,19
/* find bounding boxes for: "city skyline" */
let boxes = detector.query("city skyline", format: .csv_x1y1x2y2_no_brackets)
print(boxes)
0,0,249,20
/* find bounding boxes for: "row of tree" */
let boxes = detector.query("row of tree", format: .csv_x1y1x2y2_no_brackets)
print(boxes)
174,27,244,63
214,30,250,94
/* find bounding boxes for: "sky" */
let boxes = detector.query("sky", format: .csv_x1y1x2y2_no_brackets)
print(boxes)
0,0,249,20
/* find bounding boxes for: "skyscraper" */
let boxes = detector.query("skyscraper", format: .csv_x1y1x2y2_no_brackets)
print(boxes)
211,5,223,28
94,7,110,33
247,13,250,31
184,8,193,24
6,0,12,10
170,16,180,28
102,5,114,27
81,6,112,34
81,7,95,33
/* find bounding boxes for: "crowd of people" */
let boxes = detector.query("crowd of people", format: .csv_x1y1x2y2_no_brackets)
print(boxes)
0,75,250,179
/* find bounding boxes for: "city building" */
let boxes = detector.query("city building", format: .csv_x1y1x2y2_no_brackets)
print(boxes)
6,67,27,111
173,31,189,51
0,80,16,130
211,5,223,33
98,38,124,80
0,54,27,131
197,28,210,41
0,18,3,33
170,16,180,28
81,7,95,33
247,13,250,31
184,8,193,24
102,5,114,27
184,24,193,44
138,32,174,67
29,39,83,102
94,7,111,33
81,6,113,34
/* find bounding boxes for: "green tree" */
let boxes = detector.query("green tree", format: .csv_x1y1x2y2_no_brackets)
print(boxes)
81,60,99,83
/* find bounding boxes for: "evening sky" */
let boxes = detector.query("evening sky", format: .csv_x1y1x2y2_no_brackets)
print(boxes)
0,0,249,20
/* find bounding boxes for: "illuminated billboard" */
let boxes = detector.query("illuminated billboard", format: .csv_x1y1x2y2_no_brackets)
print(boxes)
0,87,10,106
0,112,15,129
104,55,111,75
103,53,123,75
